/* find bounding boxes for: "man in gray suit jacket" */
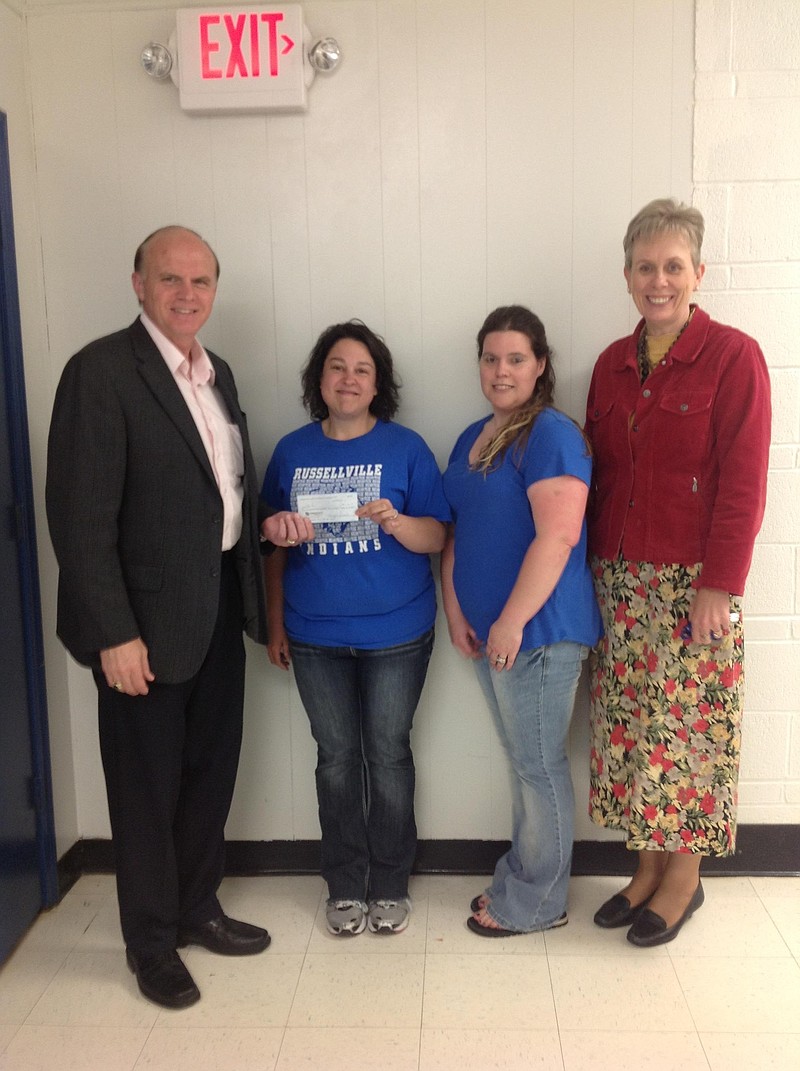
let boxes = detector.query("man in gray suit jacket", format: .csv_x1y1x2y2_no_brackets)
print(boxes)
46,226,313,1009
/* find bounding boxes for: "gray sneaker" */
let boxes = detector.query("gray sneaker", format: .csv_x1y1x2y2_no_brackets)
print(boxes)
325,899,367,936
367,897,412,934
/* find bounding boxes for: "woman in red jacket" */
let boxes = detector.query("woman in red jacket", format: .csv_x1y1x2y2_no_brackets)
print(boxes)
585,198,771,947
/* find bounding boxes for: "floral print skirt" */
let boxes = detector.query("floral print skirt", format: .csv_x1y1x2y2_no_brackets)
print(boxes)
588,557,744,857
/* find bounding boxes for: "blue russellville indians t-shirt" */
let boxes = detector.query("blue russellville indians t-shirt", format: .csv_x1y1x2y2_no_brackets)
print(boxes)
443,407,602,651
262,420,451,649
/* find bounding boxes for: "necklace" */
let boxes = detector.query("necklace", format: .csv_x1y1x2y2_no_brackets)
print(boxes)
637,306,696,383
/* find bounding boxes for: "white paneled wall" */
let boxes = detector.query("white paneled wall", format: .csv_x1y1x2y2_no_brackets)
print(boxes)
0,0,79,859
4,0,797,849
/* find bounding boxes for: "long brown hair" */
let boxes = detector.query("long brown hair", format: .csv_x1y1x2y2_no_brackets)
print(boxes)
472,305,555,474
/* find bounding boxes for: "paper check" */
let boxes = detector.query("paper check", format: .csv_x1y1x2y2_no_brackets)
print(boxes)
296,491,359,524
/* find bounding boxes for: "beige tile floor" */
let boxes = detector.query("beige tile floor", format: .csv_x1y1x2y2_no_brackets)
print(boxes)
1,872,799,1070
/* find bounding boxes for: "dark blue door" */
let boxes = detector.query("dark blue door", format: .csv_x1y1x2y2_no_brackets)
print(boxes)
0,110,57,964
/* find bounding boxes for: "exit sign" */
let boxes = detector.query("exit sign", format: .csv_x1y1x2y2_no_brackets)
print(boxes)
175,5,309,113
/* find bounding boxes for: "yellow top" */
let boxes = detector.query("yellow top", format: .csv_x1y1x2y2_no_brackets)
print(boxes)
646,332,678,368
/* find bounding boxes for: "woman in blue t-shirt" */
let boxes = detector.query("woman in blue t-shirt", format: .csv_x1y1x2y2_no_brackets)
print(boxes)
262,321,450,938
442,305,602,936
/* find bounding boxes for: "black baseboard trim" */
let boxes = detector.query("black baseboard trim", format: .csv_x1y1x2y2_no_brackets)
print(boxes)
57,824,799,901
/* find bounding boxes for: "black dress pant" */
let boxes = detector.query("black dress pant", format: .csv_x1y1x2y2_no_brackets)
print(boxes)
97,553,246,954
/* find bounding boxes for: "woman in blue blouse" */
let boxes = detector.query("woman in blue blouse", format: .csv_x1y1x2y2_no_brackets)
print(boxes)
442,305,601,936
262,321,449,938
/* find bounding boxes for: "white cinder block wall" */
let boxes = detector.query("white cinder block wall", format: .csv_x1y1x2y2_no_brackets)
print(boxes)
0,0,796,859
694,0,800,822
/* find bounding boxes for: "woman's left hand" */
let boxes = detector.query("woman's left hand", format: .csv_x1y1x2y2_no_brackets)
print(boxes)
688,586,733,645
486,619,523,672
266,624,292,670
356,498,402,535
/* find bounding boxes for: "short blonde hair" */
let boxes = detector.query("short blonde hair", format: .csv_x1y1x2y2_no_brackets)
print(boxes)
623,198,704,270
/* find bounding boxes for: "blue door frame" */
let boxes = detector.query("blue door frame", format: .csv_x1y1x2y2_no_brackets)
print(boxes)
0,110,58,963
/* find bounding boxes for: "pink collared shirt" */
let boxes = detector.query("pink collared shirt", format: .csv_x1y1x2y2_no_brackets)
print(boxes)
140,313,244,551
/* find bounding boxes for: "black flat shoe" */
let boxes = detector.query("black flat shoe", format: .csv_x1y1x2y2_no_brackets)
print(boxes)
178,914,271,955
593,892,651,929
126,949,200,1009
470,894,489,913
627,882,704,948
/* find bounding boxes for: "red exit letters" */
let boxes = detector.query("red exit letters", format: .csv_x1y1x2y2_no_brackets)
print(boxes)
199,12,296,80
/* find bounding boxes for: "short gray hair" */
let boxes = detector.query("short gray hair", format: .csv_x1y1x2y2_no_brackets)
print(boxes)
623,198,705,270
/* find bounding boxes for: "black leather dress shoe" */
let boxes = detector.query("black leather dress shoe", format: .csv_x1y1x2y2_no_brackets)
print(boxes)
126,949,200,1009
177,914,271,955
593,892,651,929
627,882,704,947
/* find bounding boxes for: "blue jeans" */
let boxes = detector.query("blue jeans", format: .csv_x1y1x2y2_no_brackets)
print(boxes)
474,641,588,931
289,630,434,901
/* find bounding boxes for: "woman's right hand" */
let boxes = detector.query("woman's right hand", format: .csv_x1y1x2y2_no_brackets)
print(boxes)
267,626,291,670
261,511,315,548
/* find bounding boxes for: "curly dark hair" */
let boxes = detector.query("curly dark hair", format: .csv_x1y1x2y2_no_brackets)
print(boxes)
301,321,401,422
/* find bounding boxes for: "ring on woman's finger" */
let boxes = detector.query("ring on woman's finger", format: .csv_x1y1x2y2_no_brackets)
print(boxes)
287,538,297,545
495,656,507,665
112,681,123,692
709,630,721,641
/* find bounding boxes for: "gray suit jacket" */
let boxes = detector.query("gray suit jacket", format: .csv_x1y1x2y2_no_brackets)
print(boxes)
46,318,267,683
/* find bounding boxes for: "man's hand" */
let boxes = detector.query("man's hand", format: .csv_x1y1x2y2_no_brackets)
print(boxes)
100,638,155,696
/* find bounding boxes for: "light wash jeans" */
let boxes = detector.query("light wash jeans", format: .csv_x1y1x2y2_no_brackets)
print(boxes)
474,641,588,931
289,629,434,902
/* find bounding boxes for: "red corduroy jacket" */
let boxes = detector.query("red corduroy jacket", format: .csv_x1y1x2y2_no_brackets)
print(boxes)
585,307,771,595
